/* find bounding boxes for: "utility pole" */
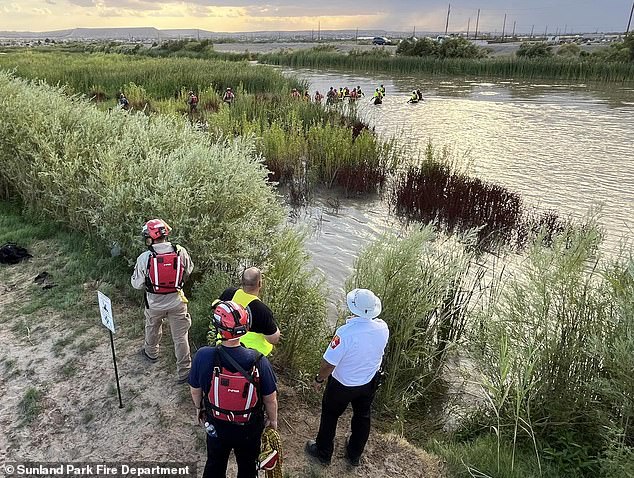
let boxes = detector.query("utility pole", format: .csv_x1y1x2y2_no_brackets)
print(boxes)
474,8,480,40
512,20,516,38
467,17,471,38
502,13,506,40
544,25,548,38
318,20,321,41
355,27,358,44
564,24,567,35
197,29,200,41
530,24,534,39
413,25,416,37
445,3,451,35
627,0,634,33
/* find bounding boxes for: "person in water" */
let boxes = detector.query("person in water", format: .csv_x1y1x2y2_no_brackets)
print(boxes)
326,87,337,105
416,89,424,101
408,91,419,103
379,84,386,96
372,89,383,105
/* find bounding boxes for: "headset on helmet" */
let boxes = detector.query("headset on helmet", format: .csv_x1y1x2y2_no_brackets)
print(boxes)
142,219,171,241
212,301,251,340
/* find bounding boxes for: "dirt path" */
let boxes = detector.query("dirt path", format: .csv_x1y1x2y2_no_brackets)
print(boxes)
0,241,446,477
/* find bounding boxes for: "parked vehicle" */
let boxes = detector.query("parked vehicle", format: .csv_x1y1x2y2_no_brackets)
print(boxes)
372,37,390,45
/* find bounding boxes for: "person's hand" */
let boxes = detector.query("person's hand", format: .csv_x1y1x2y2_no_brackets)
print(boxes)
265,418,278,430
312,379,324,393
196,408,205,424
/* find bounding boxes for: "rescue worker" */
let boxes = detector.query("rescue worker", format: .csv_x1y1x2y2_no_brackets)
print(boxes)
219,267,281,356
372,88,383,105
314,90,324,103
356,86,364,97
408,90,419,103
379,84,386,96
223,87,235,105
118,93,129,109
187,90,199,114
326,87,337,105
189,301,278,478
305,289,389,467
131,219,194,384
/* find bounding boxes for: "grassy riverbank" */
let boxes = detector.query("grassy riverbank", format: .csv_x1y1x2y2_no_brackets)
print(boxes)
0,52,398,194
1,49,633,478
259,48,634,82
0,202,447,478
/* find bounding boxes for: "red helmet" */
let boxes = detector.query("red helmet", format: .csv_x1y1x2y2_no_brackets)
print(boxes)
212,301,251,340
142,219,171,241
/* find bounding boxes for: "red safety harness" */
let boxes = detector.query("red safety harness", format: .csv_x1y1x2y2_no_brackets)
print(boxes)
205,346,262,424
145,244,185,294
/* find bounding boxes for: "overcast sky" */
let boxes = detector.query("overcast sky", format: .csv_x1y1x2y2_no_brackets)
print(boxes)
1,0,632,33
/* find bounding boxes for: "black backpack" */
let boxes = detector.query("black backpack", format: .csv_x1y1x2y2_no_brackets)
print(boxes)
0,243,32,265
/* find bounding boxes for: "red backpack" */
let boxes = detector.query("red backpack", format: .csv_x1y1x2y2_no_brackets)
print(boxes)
206,346,262,424
145,245,185,294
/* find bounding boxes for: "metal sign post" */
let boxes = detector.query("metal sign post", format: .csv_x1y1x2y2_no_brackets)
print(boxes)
97,291,123,408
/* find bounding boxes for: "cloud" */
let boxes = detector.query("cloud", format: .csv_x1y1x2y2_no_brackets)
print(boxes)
32,7,53,14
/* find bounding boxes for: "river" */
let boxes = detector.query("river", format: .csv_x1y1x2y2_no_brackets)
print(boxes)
282,68,634,302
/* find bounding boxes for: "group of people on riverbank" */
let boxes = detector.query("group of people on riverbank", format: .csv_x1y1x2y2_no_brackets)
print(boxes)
131,219,390,477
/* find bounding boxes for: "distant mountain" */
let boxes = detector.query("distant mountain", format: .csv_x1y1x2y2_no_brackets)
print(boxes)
0,27,417,41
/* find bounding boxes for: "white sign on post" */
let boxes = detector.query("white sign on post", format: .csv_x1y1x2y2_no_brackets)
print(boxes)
97,291,116,334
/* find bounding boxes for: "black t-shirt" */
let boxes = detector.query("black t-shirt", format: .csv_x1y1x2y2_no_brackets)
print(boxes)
219,287,278,336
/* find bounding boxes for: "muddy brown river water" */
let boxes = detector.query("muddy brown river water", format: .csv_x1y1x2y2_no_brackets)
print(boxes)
282,68,634,302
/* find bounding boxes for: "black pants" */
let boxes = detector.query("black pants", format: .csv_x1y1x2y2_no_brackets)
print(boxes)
203,420,263,478
315,375,377,460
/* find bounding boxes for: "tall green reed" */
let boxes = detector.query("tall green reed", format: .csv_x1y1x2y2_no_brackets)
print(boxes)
346,227,482,420
470,224,634,474
260,50,634,82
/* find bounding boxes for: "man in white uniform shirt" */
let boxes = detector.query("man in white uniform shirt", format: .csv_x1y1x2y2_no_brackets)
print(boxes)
305,288,389,466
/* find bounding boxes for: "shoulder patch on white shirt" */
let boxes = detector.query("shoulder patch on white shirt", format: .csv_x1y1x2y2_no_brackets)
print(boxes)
330,335,341,349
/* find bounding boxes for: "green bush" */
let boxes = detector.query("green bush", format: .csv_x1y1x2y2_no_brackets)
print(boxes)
0,71,283,270
517,42,553,58
557,43,581,57
397,37,486,59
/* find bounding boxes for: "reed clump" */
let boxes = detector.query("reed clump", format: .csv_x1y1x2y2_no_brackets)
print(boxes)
0,51,301,98
466,224,634,476
260,49,634,82
391,144,572,250
346,227,482,420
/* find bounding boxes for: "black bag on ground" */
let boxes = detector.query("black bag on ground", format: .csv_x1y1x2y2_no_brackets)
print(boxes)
0,243,32,264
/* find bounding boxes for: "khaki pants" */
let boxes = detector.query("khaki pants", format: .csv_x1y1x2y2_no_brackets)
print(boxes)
144,302,191,380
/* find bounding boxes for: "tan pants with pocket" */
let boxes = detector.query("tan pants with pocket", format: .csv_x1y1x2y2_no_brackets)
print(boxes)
144,302,191,380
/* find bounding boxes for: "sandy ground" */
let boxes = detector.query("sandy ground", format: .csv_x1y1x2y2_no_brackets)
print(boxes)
0,240,447,477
